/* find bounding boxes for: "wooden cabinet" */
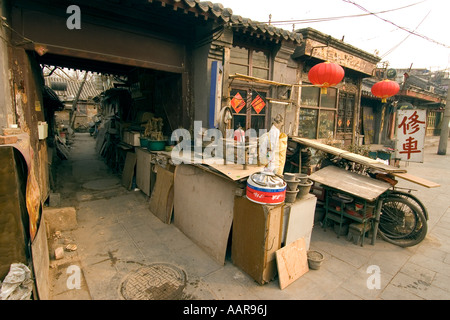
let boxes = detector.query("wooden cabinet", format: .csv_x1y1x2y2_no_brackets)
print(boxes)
231,197,284,284
282,193,317,249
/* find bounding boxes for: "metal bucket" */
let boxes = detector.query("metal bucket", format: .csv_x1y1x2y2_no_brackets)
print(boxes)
246,172,286,205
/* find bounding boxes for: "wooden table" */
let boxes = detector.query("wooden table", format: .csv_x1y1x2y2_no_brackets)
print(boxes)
309,166,392,202
309,166,392,245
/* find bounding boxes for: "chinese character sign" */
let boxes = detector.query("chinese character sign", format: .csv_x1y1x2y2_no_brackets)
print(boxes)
395,109,426,162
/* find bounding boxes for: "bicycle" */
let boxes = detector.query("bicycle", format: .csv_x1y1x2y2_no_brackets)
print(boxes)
376,187,428,247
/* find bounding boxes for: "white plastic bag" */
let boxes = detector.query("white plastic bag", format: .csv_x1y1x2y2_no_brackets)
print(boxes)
0,263,33,300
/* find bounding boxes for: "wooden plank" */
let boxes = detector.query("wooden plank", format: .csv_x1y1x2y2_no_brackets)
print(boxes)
121,152,136,190
174,164,236,265
291,137,406,173
291,137,346,157
199,162,264,181
229,73,292,87
309,166,391,201
135,148,152,196
394,172,440,188
31,218,50,300
149,165,174,224
276,237,309,290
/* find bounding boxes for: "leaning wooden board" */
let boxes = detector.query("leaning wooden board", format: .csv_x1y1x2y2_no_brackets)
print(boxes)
149,165,174,224
135,148,152,196
276,237,309,290
173,164,236,265
32,218,50,300
121,152,136,190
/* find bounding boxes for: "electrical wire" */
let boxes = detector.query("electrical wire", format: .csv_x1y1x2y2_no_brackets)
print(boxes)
342,0,450,48
380,10,430,59
231,1,425,26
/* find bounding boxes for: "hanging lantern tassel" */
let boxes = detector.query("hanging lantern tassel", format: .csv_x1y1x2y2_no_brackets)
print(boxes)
371,79,400,103
308,61,345,94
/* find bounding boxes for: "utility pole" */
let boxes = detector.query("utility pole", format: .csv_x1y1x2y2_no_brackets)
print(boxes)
438,87,450,155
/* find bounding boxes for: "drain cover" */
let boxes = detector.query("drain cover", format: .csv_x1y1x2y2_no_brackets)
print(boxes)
119,263,186,300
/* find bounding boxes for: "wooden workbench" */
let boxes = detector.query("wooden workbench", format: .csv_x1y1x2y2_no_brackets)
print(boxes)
309,166,391,246
291,137,440,188
308,166,391,202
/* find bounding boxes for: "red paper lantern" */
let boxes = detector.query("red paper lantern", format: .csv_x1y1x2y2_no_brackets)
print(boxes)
371,79,400,103
308,61,345,94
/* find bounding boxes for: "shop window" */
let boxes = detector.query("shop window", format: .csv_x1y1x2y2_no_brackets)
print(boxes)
299,108,318,139
298,85,337,139
300,86,319,107
230,88,268,131
318,110,335,139
230,46,270,80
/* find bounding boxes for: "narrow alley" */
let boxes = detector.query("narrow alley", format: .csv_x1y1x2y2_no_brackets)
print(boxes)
47,133,450,301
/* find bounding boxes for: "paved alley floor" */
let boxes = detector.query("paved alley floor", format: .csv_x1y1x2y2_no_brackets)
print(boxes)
48,133,450,301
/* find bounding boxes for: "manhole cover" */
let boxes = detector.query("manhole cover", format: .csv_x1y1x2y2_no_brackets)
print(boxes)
119,263,186,300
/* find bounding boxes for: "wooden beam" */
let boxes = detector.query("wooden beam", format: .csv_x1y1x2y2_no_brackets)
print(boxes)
229,73,292,87
393,172,440,188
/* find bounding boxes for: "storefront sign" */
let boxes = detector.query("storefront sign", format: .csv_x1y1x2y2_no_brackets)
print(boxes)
395,109,426,163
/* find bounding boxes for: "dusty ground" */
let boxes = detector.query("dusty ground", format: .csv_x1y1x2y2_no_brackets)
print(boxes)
48,133,133,299
45,133,450,301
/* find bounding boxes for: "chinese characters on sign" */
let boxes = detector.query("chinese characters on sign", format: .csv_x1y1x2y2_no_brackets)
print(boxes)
395,109,426,163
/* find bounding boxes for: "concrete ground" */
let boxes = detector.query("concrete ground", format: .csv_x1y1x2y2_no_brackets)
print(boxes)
47,133,450,301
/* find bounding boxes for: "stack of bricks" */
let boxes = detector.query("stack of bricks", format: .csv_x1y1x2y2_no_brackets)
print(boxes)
0,135,18,145
0,127,21,145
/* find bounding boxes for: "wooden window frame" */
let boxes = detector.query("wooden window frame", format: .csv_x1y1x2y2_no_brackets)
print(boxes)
230,46,271,80
230,87,269,131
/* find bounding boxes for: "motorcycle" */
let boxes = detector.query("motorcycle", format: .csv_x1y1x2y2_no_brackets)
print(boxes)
89,114,102,137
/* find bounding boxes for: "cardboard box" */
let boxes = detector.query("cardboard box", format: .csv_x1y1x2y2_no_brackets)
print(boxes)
123,131,141,146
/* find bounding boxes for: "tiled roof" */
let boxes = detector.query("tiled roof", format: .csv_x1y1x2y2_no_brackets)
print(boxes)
158,0,303,43
44,76,104,102
229,15,303,43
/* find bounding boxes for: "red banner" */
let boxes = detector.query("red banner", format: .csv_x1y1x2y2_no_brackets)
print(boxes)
251,95,266,114
231,92,245,113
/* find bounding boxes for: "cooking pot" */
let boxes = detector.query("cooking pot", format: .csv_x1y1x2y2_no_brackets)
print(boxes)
246,171,286,205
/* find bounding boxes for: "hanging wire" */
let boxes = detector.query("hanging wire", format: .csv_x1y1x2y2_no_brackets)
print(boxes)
231,1,425,27
380,10,431,59
342,0,450,49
